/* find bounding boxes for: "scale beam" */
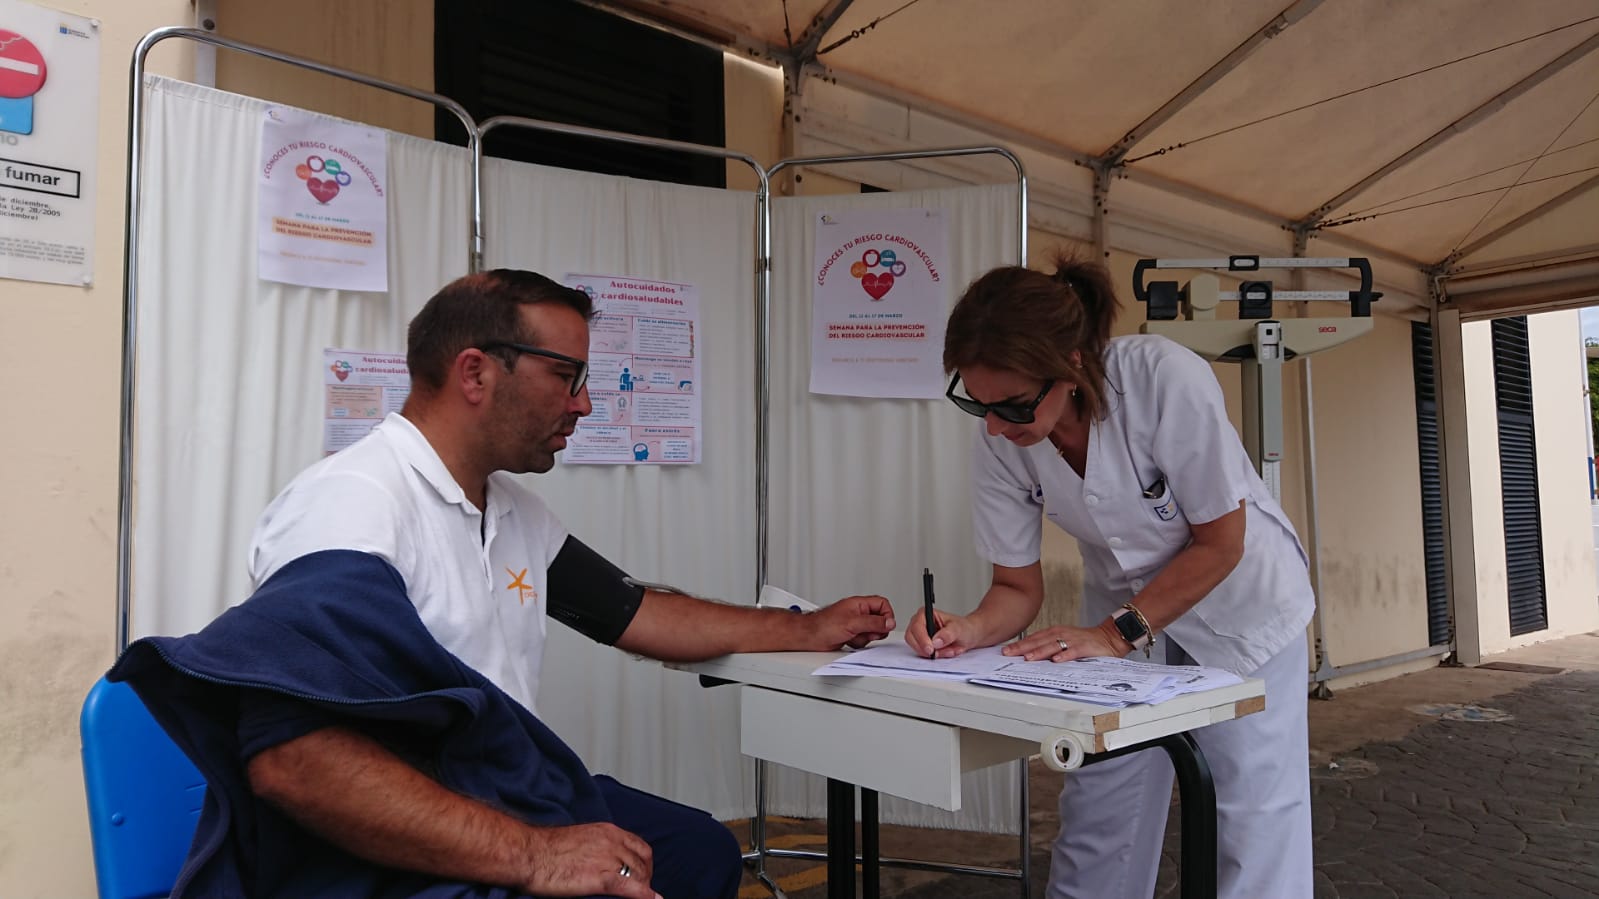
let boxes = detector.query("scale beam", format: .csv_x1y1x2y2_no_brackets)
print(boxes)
1134,258,1374,502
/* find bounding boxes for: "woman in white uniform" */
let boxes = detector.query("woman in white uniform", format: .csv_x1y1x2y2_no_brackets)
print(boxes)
905,255,1315,898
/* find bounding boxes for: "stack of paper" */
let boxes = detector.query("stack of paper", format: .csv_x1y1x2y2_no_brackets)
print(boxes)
969,656,1242,706
810,643,1241,708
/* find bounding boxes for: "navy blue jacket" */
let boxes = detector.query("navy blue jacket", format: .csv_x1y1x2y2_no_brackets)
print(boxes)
109,549,611,898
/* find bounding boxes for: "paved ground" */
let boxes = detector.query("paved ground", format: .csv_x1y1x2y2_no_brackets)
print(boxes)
727,631,1599,898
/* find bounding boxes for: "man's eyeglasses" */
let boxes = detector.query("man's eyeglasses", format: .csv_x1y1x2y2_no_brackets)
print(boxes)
946,373,1054,424
480,342,589,396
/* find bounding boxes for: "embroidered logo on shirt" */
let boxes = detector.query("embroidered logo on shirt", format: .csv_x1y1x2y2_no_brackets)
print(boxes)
1151,495,1179,521
505,568,538,606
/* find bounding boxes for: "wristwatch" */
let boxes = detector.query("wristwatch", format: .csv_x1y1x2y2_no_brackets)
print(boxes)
1110,604,1154,657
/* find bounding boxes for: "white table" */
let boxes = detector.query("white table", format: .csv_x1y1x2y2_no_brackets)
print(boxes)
677,649,1266,899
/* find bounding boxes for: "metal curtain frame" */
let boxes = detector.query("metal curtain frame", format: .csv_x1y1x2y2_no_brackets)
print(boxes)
473,115,781,884
117,27,482,652
754,147,1030,898
474,110,774,604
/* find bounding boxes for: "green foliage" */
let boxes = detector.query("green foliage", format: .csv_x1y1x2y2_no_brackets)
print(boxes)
1589,357,1599,448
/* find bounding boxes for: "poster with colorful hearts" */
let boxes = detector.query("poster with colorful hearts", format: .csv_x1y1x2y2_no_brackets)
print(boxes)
258,106,389,292
321,348,409,454
811,207,949,398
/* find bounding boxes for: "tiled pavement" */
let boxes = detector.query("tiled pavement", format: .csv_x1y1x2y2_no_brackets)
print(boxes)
1303,669,1598,899
735,659,1599,898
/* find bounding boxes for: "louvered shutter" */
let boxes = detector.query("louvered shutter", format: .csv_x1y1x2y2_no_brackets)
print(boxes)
1490,316,1548,636
1411,322,1450,646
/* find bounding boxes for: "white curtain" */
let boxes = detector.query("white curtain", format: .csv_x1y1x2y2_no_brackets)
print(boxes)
131,76,470,641
479,155,758,819
765,186,1023,831
131,75,1022,830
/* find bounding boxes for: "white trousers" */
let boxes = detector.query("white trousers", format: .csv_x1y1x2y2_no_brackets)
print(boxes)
1047,638,1312,899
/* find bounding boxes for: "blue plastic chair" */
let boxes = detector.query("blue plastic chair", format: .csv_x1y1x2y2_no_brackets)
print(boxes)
80,677,206,899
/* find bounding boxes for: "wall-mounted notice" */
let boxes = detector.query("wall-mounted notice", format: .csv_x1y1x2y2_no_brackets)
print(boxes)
811,207,949,398
259,106,389,292
323,348,409,455
562,274,701,465
0,0,100,286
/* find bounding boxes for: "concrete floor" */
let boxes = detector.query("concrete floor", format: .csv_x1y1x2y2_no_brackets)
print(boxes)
723,630,1599,899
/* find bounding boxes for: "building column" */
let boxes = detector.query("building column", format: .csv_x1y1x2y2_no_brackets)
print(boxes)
1434,305,1483,665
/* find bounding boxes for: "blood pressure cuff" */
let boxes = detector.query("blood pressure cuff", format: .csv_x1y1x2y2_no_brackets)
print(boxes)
547,536,645,645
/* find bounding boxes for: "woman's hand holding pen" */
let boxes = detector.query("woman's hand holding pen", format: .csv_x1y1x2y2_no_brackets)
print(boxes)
1003,622,1131,663
904,608,984,659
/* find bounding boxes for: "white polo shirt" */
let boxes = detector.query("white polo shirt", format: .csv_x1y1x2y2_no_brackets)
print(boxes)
971,334,1315,677
249,413,567,714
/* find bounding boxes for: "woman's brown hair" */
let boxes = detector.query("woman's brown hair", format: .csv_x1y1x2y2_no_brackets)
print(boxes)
943,251,1122,420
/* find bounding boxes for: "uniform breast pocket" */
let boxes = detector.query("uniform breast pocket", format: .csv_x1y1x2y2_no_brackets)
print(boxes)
1142,477,1186,540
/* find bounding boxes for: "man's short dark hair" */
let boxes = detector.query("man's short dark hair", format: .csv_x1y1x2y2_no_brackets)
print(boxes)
406,269,595,391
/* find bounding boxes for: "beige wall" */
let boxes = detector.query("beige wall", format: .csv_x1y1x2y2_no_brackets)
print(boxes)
1309,312,1432,661
214,0,435,138
1461,312,1599,656
1524,311,1599,644
0,4,194,895
723,54,783,191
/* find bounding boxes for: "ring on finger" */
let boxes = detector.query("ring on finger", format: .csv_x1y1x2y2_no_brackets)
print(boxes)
1056,638,1068,652
619,863,632,879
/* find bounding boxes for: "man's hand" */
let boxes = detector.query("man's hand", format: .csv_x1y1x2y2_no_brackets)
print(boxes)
1002,622,1132,663
522,823,659,899
904,608,989,659
247,726,665,896
807,595,896,650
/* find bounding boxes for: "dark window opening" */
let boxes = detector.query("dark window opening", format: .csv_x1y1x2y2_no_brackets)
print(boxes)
435,0,726,189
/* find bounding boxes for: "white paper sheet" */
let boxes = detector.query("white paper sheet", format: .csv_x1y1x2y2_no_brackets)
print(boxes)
812,642,1015,680
969,656,1243,707
757,584,820,612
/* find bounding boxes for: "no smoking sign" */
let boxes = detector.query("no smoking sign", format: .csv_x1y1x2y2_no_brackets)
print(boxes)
0,28,47,135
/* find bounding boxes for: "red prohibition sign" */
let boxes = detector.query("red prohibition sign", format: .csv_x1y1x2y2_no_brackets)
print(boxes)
0,30,48,100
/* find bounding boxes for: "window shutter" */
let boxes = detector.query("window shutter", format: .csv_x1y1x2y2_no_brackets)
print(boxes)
1411,322,1450,646
1490,316,1548,636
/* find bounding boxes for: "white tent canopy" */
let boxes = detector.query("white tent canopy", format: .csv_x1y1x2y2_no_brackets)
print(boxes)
599,0,1599,316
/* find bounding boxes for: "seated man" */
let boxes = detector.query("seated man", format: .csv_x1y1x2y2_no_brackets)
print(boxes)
111,269,896,899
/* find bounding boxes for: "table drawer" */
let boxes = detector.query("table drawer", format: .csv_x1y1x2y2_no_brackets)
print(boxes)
739,686,1032,810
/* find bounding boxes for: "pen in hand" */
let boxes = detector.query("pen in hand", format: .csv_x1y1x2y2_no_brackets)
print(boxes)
923,567,938,660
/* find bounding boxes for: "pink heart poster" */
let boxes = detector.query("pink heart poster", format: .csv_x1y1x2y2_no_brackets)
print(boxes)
810,207,950,399
258,106,389,292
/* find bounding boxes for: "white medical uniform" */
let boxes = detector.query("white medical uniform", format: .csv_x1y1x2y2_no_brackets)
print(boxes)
970,334,1315,899
250,413,568,716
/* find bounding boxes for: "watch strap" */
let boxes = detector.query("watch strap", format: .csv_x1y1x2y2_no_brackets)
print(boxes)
1112,605,1154,654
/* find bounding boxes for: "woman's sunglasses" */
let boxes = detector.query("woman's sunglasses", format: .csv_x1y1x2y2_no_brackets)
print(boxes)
945,373,1054,424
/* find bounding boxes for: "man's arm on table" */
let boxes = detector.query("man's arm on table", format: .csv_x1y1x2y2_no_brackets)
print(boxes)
247,726,659,899
614,589,896,662
546,536,896,663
